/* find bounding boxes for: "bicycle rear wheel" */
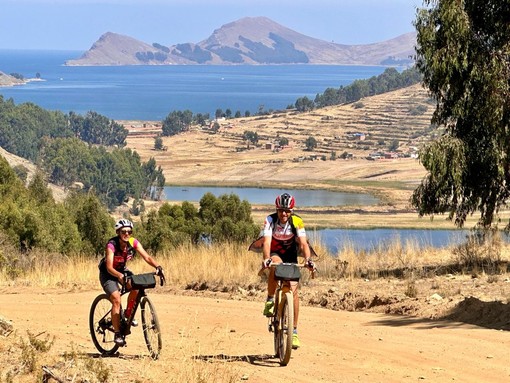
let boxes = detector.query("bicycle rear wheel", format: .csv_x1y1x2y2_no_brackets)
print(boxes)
277,291,294,366
140,296,162,359
89,294,119,355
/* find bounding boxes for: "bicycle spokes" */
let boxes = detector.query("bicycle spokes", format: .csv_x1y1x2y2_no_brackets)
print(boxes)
140,296,162,360
89,294,120,355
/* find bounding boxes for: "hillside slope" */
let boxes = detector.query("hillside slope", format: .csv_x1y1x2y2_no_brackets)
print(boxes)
0,71,24,87
0,147,67,201
0,84,433,214
122,84,433,210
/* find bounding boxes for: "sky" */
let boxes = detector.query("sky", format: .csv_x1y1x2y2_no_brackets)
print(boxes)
0,0,422,51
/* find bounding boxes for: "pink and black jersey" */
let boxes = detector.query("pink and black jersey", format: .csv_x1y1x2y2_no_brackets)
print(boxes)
103,236,139,272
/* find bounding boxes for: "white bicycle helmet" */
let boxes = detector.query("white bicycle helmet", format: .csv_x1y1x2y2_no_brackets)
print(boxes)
114,219,133,231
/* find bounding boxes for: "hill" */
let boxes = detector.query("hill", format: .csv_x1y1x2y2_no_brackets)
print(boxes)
0,146,67,201
1,83,485,229
123,83,432,183
0,71,24,87
65,16,416,66
121,84,434,216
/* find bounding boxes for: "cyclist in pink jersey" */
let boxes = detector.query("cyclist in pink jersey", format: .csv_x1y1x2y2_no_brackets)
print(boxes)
98,219,165,346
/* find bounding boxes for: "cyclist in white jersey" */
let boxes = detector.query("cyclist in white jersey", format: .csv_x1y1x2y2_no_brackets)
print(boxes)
260,193,314,349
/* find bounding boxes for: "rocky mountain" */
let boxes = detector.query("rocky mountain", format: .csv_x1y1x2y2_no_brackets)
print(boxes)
65,17,416,66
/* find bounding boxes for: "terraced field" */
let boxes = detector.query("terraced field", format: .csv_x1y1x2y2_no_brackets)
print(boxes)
122,84,434,213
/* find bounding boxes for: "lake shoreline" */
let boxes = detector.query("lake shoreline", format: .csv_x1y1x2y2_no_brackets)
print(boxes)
156,178,479,231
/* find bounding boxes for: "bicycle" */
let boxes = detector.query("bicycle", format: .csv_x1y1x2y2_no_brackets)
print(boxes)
266,262,315,366
89,271,164,360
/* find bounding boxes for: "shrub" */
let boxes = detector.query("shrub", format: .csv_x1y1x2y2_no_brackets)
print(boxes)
453,230,502,273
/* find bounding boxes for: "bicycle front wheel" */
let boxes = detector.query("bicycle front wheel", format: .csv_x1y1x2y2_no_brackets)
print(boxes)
89,294,119,355
277,291,294,366
140,296,162,359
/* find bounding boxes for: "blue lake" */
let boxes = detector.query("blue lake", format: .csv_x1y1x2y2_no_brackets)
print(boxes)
163,186,379,206
0,49,389,120
314,228,472,254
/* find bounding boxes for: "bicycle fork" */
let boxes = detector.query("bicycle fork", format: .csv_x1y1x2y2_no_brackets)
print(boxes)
268,287,287,333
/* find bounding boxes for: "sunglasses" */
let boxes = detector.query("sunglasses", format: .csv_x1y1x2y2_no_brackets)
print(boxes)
277,209,293,214
120,229,133,235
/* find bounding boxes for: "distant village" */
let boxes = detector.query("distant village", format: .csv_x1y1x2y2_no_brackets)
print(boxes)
123,117,421,165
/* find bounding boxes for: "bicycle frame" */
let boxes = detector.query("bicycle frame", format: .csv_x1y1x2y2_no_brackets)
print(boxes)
266,262,315,366
89,272,163,359
120,284,146,335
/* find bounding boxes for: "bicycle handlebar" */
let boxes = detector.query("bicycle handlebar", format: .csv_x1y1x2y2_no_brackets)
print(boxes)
259,261,318,279
121,271,165,294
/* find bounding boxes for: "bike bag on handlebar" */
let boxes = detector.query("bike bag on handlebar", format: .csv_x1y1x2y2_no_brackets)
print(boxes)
274,264,301,281
130,273,156,289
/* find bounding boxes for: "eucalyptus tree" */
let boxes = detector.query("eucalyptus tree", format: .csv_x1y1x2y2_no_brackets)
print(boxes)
162,110,194,136
80,111,128,146
295,96,314,112
411,0,510,229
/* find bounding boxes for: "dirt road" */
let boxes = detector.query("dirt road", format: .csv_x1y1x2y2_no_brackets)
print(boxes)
2,288,510,382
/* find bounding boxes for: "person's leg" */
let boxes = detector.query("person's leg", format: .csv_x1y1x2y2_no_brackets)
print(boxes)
109,290,122,332
290,281,301,349
267,255,282,295
100,276,121,331
290,281,299,328
101,275,125,345
264,255,282,316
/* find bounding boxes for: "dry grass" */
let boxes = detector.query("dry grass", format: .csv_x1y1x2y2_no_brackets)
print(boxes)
3,235,508,290
158,242,261,287
0,250,99,289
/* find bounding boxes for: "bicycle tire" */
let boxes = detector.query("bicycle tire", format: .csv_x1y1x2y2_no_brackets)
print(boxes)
278,291,294,366
140,296,162,359
89,294,119,355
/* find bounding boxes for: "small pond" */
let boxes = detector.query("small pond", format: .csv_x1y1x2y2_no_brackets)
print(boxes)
163,186,379,207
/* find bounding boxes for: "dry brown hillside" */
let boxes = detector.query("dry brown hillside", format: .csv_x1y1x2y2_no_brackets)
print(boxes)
122,84,436,220
0,71,24,87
